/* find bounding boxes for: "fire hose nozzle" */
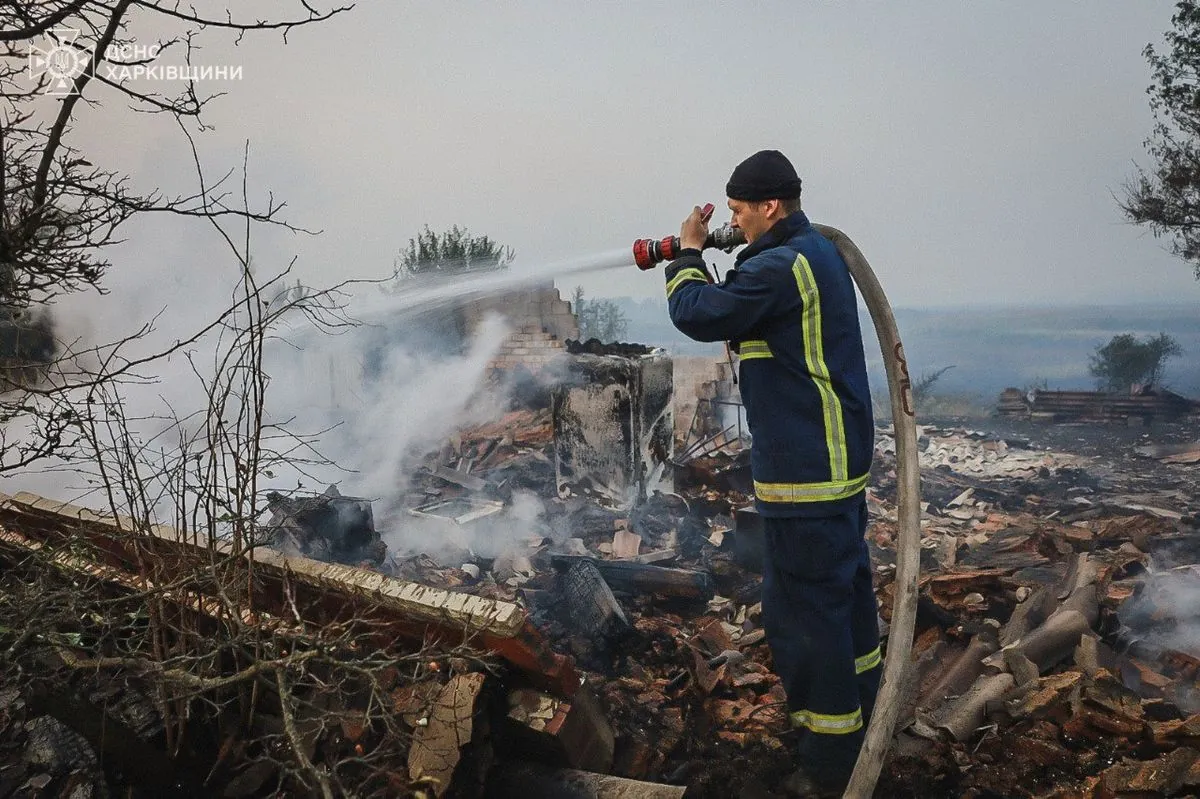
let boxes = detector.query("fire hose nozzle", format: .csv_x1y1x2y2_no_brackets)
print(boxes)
631,223,748,270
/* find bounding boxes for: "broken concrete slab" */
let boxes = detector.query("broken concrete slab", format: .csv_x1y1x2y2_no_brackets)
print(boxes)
552,346,674,509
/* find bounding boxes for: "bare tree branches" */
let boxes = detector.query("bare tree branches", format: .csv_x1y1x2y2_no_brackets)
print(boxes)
0,0,348,475
0,5,484,794
0,1,91,42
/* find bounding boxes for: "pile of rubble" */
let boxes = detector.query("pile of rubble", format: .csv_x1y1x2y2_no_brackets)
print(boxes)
363,399,1200,796
5,363,1198,796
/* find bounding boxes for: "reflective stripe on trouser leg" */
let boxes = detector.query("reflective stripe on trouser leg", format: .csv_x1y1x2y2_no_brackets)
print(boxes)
850,500,882,725
760,505,873,785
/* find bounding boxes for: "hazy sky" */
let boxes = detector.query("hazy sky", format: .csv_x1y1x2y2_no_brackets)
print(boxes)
67,1,1200,309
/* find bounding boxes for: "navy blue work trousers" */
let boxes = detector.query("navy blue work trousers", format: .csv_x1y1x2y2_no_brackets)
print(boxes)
761,498,881,787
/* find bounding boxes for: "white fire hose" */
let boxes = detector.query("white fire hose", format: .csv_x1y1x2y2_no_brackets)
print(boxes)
813,224,921,798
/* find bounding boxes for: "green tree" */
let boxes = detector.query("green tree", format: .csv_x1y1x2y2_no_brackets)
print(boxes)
392,225,514,280
571,287,629,342
1123,1,1200,277
1089,333,1182,392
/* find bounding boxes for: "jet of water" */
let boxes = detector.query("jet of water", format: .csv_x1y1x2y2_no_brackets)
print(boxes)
347,247,636,322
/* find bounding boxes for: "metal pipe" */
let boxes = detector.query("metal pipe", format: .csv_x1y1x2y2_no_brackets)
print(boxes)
813,225,922,799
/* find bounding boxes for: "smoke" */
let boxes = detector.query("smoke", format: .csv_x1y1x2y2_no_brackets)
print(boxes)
1119,564,1200,660
269,309,513,529
380,488,549,567
2,247,520,544
469,489,548,558
1,212,615,569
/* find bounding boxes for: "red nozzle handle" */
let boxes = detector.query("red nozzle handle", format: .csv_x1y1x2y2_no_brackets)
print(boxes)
632,203,717,270
633,238,655,270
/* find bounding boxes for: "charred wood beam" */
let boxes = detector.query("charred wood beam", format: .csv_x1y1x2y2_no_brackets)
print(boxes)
28,677,195,794
486,762,686,799
562,561,631,642
0,492,578,695
550,555,714,601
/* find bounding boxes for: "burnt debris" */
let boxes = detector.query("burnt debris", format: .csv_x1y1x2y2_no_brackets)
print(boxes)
264,485,385,565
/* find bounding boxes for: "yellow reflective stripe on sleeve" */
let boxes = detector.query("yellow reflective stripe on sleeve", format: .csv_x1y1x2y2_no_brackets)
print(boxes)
753,472,868,504
792,253,849,482
665,268,709,299
855,646,882,674
789,708,863,735
738,339,774,360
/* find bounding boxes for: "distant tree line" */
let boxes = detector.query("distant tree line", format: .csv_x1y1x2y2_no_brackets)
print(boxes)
1090,333,1182,392
571,287,628,342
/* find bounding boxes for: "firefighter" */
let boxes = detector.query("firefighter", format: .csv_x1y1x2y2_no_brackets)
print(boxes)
663,150,880,796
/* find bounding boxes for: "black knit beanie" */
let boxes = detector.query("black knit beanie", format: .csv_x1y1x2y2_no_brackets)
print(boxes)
725,150,802,201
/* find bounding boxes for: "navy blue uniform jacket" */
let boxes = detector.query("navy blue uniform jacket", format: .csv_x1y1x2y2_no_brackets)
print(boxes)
665,211,873,518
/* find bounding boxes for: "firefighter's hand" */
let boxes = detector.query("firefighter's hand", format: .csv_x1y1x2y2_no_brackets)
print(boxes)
680,206,709,252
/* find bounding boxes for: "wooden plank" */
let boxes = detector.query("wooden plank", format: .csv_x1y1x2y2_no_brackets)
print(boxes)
0,491,577,694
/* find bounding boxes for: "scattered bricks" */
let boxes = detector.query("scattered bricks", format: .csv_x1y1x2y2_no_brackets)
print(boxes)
1007,671,1082,720
925,569,1008,611
340,713,367,743
504,685,615,774
612,733,655,779
635,689,668,706
1061,526,1094,548
1008,735,1075,769
738,628,766,648
1083,672,1146,721
1105,582,1135,605
1100,748,1200,796
1150,714,1200,747
693,617,736,656
391,681,440,728
1123,658,1174,699
733,673,771,689
691,649,724,694
707,699,756,728
1072,708,1144,740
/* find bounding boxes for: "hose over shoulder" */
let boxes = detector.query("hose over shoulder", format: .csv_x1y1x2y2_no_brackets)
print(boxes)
813,224,922,799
